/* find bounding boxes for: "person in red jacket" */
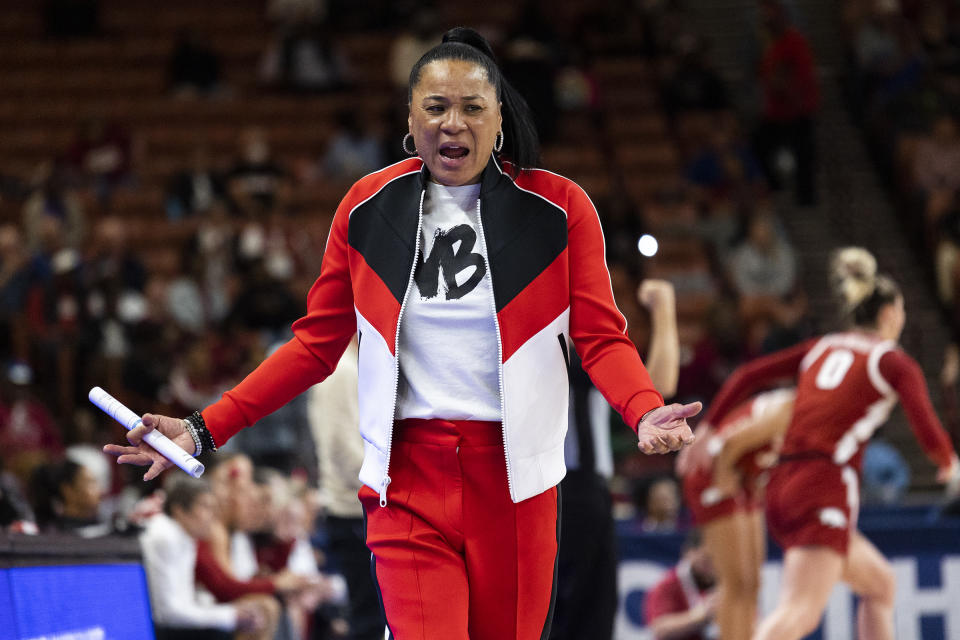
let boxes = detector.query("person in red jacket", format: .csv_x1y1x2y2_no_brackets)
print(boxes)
105,27,700,640
643,529,717,640
679,387,794,640
681,247,959,640
753,0,820,207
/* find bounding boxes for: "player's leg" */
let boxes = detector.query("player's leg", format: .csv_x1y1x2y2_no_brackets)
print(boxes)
842,531,895,640
753,545,843,640
703,510,761,640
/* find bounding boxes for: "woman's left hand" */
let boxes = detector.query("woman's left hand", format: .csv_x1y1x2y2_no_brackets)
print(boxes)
637,402,701,454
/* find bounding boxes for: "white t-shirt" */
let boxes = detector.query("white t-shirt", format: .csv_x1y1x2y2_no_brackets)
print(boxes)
395,182,501,421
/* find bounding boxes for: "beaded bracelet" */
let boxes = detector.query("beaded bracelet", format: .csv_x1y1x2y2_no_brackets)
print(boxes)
183,417,203,457
185,411,218,454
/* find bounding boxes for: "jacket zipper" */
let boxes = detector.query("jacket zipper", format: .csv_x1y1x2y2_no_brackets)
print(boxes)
474,198,514,501
381,189,426,507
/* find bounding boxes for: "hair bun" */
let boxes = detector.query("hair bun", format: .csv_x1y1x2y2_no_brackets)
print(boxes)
830,246,877,310
442,27,497,62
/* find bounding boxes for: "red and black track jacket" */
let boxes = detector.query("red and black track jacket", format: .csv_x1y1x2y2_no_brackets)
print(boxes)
203,156,663,503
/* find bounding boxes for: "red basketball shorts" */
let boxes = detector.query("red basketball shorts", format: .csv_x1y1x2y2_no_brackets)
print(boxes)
682,466,761,527
764,457,859,555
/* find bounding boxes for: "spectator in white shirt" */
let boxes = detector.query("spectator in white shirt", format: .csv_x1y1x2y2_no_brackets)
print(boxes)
140,478,276,640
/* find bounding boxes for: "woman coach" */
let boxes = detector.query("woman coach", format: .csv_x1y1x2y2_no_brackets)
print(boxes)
107,27,700,639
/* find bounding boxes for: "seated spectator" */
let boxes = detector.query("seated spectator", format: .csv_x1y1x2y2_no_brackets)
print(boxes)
853,4,909,93
165,146,226,220
29,458,108,537
634,475,682,533
187,202,237,325
502,1,561,143
21,160,86,252
913,113,960,223
260,21,350,93
660,33,729,115
861,436,911,505
140,477,276,640
319,110,386,181
27,244,92,419
728,211,805,352
168,30,224,98
914,2,960,77
932,194,960,304
225,128,292,218
0,225,38,363
227,259,302,333
0,457,36,533
65,118,135,204
0,363,63,487
167,338,231,415
727,211,797,299
684,117,765,206
82,217,150,392
253,470,335,637
388,10,440,90
164,247,208,336
643,529,717,640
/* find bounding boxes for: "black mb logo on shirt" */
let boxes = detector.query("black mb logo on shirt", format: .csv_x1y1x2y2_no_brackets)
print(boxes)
415,225,487,300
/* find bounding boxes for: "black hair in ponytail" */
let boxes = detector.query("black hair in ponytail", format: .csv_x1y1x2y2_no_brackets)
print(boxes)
408,27,541,173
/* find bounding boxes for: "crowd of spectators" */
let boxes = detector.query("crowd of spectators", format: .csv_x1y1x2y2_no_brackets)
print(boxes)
840,0,960,431
2,448,350,638
0,0,821,520
2,1,918,637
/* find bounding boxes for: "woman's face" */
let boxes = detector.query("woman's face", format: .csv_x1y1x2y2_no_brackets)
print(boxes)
61,466,102,518
180,492,218,540
408,59,502,186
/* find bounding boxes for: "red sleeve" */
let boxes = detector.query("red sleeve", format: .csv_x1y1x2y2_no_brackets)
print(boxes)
194,539,276,602
879,349,956,469
704,339,816,425
203,192,357,445
643,569,686,624
566,183,663,430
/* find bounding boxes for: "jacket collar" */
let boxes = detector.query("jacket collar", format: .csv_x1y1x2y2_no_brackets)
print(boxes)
417,154,511,196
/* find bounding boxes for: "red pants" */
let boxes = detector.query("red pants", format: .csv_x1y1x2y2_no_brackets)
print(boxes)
359,419,559,640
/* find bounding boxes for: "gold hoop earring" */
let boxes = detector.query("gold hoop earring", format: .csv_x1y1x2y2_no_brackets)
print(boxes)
403,133,417,156
494,131,504,153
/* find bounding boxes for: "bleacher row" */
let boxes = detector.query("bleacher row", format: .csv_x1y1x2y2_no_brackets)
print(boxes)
0,0,724,374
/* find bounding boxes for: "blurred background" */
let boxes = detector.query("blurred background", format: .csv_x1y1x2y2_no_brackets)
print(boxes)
0,0,959,639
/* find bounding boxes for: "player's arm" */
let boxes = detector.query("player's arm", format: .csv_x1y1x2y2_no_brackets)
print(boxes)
678,342,811,477
703,339,814,425
639,279,679,398
713,392,795,495
716,392,795,468
880,349,960,480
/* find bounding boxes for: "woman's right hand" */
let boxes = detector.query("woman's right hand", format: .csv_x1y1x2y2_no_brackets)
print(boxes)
102,413,196,481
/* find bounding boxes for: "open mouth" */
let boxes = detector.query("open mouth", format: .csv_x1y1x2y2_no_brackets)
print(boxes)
439,144,469,159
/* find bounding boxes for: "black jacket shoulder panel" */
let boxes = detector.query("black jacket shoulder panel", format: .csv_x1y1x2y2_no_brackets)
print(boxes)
481,180,568,312
347,173,421,304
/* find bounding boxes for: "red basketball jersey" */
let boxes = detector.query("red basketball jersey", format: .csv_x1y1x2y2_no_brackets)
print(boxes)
784,332,950,471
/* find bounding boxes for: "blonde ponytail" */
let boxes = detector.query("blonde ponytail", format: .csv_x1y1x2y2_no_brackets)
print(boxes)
829,247,900,327
830,247,877,311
